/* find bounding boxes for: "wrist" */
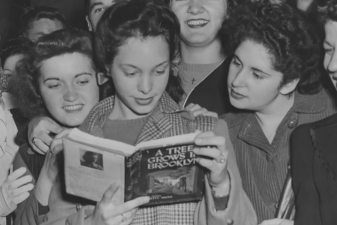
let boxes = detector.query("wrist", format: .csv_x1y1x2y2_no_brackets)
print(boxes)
210,173,230,197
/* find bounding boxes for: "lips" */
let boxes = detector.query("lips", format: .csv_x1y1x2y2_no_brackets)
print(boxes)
230,89,246,100
135,97,154,106
63,104,84,111
186,19,208,28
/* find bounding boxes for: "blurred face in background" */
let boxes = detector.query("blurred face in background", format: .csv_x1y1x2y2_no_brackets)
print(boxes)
296,0,314,11
170,0,227,47
323,20,337,89
86,0,125,31
3,54,24,76
24,18,64,42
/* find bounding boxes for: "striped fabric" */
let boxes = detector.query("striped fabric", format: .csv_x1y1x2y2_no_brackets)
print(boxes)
222,89,337,223
78,91,217,225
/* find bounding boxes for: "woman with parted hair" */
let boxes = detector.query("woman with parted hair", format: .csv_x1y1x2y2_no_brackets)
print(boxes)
39,1,256,225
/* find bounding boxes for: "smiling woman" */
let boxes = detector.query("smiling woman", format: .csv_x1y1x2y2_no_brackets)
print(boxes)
8,28,101,225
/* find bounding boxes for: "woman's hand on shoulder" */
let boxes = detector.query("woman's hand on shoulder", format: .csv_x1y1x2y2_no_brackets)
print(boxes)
185,103,218,118
4,167,34,205
259,219,294,225
86,184,150,225
28,116,64,155
193,131,230,196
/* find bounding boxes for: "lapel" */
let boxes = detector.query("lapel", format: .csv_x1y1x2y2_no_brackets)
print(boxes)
136,92,190,144
236,113,273,154
310,114,337,182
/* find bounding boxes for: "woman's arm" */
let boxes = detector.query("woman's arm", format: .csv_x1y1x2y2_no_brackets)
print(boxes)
194,119,257,225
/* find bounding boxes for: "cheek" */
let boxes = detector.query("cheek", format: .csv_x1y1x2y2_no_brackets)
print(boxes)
324,54,330,70
41,90,62,117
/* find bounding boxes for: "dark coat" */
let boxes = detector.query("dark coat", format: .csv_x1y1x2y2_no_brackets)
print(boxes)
292,113,337,225
183,57,233,115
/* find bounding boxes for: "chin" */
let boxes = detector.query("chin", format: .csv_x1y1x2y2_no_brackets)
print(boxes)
61,118,84,128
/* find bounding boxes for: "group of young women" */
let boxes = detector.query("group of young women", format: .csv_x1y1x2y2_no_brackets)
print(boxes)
1,0,337,225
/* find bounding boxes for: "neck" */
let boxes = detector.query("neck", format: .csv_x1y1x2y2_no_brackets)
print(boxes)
109,96,149,120
180,39,225,64
255,93,295,141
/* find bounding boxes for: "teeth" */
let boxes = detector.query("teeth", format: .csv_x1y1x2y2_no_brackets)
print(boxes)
187,20,208,26
63,105,83,111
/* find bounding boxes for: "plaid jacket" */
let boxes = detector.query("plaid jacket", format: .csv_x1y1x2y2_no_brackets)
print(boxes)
79,92,216,225
43,92,219,225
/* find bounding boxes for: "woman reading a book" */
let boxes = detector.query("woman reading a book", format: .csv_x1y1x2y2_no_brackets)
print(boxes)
218,1,337,225
37,1,257,225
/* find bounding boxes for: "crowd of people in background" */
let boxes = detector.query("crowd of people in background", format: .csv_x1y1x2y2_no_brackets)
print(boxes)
0,0,337,225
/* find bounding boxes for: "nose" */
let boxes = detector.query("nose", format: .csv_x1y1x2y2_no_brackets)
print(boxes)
63,85,79,102
327,52,337,74
187,0,204,15
230,68,246,88
137,74,153,95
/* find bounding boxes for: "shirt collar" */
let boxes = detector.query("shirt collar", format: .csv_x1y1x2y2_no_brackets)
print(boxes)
223,89,330,128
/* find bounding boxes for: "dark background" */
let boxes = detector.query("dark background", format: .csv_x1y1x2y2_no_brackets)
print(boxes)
0,0,87,50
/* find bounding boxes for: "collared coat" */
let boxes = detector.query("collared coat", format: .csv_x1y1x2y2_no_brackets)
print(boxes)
40,92,257,225
221,89,337,223
292,113,337,225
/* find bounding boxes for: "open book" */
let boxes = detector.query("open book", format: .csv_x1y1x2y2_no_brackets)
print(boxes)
63,128,205,206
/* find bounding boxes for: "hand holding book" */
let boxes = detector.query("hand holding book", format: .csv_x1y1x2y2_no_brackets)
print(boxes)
85,184,150,225
193,131,230,197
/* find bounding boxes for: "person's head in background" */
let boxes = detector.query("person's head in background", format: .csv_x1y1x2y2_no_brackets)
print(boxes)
220,0,321,113
321,0,337,89
95,0,183,119
85,0,128,31
9,28,100,127
0,38,31,76
19,5,68,43
167,0,244,64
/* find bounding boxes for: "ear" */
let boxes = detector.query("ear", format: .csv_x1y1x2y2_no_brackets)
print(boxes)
97,72,109,85
279,78,300,95
86,16,93,32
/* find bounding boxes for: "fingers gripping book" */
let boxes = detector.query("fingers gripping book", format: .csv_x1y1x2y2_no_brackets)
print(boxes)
63,129,205,206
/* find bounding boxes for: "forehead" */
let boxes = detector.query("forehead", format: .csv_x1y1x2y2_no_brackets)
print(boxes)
325,20,337,43
3,54,24,71
28,18,64,34
39,53,94,79
114,36,169,67
236,40,274,68
89,0,121,8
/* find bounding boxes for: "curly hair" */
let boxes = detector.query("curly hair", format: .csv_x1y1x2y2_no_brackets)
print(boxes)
95,0,184,103
220,1,322,94
319,0,337,23
8,28,96,119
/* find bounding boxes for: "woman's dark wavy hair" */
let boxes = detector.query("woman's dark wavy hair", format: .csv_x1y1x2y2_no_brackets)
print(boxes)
220,1,322,94
319,0,337,23
8,28,96,120
95,0,184,103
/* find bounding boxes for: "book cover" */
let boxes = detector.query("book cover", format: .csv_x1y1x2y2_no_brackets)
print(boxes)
63,128,204,206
